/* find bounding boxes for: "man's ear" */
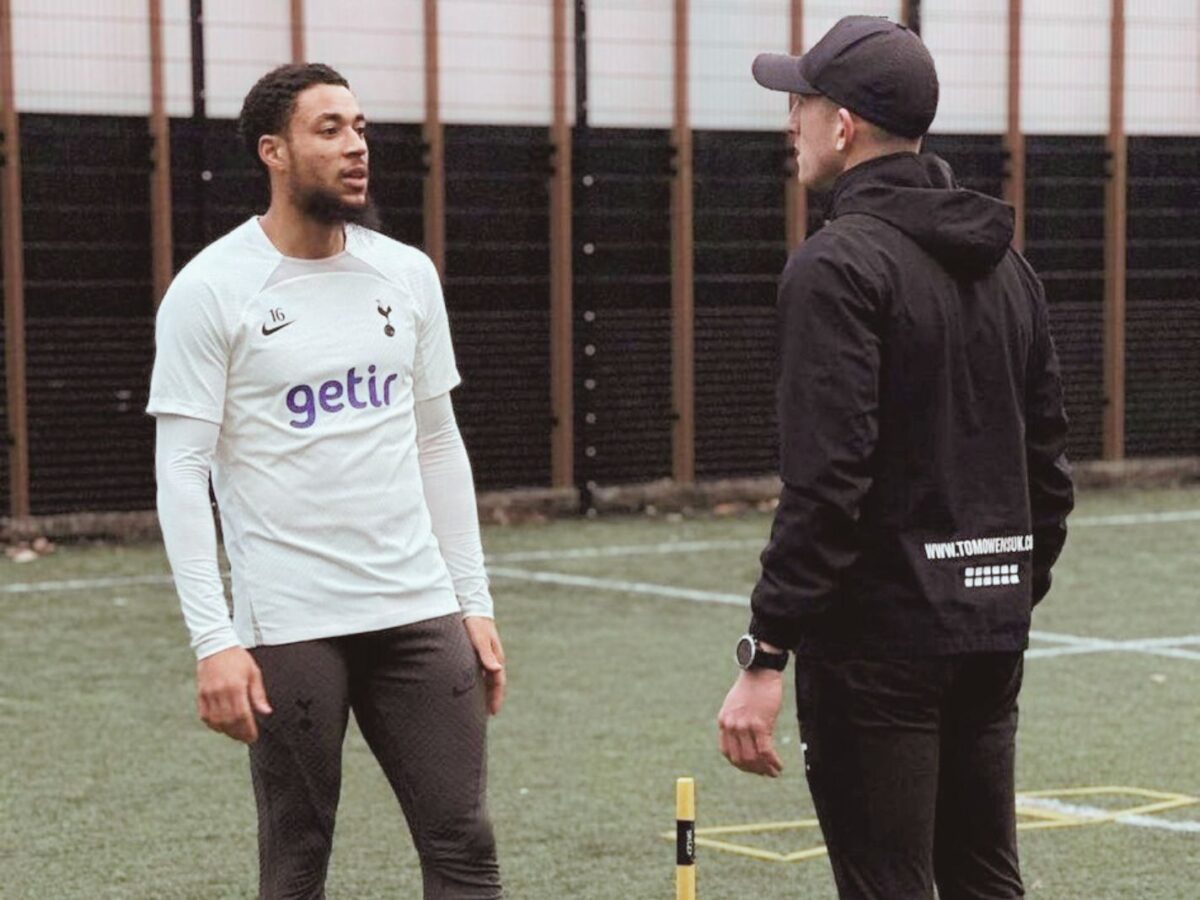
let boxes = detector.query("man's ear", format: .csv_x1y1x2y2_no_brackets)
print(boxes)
835,108,855,153
258,134,288,173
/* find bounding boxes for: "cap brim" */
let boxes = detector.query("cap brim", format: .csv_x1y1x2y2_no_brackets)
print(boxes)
751,53,819,94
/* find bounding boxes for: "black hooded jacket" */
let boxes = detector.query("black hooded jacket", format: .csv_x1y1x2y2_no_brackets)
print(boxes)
750,152,1074,658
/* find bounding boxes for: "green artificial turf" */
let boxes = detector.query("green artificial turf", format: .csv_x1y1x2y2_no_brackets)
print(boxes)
2,486,1198,898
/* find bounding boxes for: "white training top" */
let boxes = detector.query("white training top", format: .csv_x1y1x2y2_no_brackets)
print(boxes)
148,218,464,648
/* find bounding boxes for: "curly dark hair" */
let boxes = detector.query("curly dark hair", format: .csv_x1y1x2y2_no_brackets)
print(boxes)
237,63,350,170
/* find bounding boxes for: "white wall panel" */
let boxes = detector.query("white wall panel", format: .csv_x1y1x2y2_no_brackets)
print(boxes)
1022,1,1109,134
12,0,151,115
439,0,555,125
588,0,674,128
804,0,902,54
6,0,1200,136
202,0,290,119
922,0,1007,134
1126,0,1200,135
690,0,790,131
305,0,424,123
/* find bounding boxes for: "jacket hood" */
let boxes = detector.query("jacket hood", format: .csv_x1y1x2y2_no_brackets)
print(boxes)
828,153,1015,277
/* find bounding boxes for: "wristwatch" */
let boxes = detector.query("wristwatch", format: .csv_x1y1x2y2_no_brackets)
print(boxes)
735,634,789,672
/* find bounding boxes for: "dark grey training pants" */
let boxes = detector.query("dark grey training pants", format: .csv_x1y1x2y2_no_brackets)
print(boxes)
796,653,1025,900
248,613,502,900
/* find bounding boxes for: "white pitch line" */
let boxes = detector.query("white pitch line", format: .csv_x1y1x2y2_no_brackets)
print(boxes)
1028,630,1200,662
1019,797,1200,835
1113,635,1200,648
1025,645,1200,662
4,565,1196,664
1,571,231,595
1073,509,1200,528
1125,646,1200,662
483,508,1199,565
487,538,760,564
5,508,1199,658
487,507,1200,566
487,566,748,606
1030,630,1110,646
1025,644,1113,660
1,573,177,594
489,567,1200,664
3,560,1196,662
5,506,1199,595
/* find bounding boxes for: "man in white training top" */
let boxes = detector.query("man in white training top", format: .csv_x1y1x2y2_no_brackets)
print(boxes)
149,63,505,899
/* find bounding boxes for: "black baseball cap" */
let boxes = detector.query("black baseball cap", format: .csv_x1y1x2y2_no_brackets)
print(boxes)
752,16,939,139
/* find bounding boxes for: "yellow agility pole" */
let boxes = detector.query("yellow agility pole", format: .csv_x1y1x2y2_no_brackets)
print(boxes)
676,777,696,899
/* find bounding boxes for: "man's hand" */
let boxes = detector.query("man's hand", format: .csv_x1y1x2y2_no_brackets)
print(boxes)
464,616,506,716
717,669,785,777
196,646,272,744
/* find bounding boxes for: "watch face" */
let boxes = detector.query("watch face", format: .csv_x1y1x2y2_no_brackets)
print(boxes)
735,636,755,668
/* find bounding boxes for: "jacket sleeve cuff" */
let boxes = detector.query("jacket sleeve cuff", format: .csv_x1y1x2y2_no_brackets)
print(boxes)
748,611,802,652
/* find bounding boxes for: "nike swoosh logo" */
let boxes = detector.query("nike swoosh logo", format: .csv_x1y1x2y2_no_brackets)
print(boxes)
262,321,296,336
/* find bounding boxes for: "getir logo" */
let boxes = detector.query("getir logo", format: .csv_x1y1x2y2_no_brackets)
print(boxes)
285,365,400,429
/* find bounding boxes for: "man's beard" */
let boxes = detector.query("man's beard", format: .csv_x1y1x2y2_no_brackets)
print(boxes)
292,180,382,231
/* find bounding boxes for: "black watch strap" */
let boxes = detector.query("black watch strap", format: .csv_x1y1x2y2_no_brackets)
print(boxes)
736,634,789,671
749,645,789,671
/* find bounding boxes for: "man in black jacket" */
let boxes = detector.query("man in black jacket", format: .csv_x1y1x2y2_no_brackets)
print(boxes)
716,17,1074,900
